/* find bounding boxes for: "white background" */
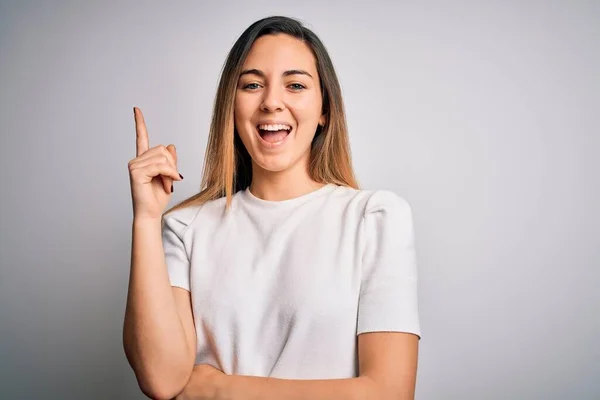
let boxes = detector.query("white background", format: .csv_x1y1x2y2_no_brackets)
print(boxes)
0,1,598,398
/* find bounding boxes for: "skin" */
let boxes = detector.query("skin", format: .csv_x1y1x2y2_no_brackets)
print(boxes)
234,33,327,201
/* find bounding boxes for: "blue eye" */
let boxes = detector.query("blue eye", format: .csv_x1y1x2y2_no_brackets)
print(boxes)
242,82,305,91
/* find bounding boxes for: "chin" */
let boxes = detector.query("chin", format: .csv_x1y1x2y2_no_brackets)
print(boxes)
254,158,294,173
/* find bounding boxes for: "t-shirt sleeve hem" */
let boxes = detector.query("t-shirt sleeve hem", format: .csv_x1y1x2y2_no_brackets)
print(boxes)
168,272,191,291
356,326,421,340
162,206,199,294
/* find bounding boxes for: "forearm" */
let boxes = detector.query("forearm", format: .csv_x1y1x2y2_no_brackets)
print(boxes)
123,218,193,397
214,375,380,400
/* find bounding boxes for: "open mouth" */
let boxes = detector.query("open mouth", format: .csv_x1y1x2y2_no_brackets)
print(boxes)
256,124,292,145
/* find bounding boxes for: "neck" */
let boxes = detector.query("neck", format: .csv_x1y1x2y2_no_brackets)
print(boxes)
249,159,325,202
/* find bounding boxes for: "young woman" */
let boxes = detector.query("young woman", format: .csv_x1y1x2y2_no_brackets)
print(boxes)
123,16,421,400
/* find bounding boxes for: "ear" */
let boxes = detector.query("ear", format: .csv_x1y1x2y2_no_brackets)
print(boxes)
318,114,327,126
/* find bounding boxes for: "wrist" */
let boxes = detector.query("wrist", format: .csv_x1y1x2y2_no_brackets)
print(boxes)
132,216,162,228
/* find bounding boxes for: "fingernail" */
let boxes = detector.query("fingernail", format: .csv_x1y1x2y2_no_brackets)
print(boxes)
171,183,174,193
179,173,184,179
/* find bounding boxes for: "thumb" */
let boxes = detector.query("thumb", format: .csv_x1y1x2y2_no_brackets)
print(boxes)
167,144,183,181
167,144,179,172
167,144,177,164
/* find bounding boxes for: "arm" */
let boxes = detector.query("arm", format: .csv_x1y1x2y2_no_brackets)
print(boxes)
217,375,372,400
226,331,418,400
123,218,197,399
180,369,372,400
357,331,419,400
181,331,418,400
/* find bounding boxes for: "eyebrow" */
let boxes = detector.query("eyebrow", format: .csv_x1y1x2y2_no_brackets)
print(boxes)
239,69,313,79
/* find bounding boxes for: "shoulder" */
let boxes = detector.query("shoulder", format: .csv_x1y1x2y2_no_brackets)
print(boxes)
331,186,411,218
162,193,232,236
359,190,416,252
161,204,202,238
363,189,412,217
163,190,249,237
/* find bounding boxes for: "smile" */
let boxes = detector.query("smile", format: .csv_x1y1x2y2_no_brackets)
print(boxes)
255,125,292,149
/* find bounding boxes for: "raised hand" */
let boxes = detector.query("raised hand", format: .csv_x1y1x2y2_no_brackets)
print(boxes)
128,107,183,220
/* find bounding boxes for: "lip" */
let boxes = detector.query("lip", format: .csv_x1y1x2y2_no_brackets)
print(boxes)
256,120,293,127
255,125,292,149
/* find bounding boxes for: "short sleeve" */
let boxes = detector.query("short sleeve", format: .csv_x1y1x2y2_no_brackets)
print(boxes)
357,191,421,339
161,211,192,291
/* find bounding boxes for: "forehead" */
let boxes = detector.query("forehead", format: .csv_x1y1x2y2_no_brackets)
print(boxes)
242,34,317,73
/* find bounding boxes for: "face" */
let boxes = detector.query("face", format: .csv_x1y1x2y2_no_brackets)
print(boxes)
234,34,326,174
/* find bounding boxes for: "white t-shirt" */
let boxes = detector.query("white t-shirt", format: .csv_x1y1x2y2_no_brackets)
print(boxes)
162,183,421,379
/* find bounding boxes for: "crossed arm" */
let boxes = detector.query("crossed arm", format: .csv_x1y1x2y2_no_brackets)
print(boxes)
176,331,419,400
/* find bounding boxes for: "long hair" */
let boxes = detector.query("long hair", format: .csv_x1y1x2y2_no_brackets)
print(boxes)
163,15,359,218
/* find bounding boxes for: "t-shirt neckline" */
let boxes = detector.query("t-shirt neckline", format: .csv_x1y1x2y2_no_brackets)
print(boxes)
241,183,337,209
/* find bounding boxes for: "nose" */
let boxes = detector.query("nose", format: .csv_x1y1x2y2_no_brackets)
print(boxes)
260,85,285,113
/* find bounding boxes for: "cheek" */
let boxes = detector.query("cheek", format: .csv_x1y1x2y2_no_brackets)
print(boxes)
289,95,322,122
234,100,255,149
234,95,254,130
234,94,245,118
235,91,259,113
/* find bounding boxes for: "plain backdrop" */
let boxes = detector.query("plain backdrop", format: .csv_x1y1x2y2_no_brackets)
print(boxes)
0,1,598,399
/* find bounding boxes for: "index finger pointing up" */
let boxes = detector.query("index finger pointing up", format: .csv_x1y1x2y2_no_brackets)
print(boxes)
134,107,149,157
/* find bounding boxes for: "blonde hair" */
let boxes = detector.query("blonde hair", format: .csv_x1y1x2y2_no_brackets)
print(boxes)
163,16,359,218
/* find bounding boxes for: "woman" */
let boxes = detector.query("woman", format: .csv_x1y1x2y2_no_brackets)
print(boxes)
123,16,421,400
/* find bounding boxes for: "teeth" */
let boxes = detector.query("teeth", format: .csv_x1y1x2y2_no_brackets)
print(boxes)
258,124,291,131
